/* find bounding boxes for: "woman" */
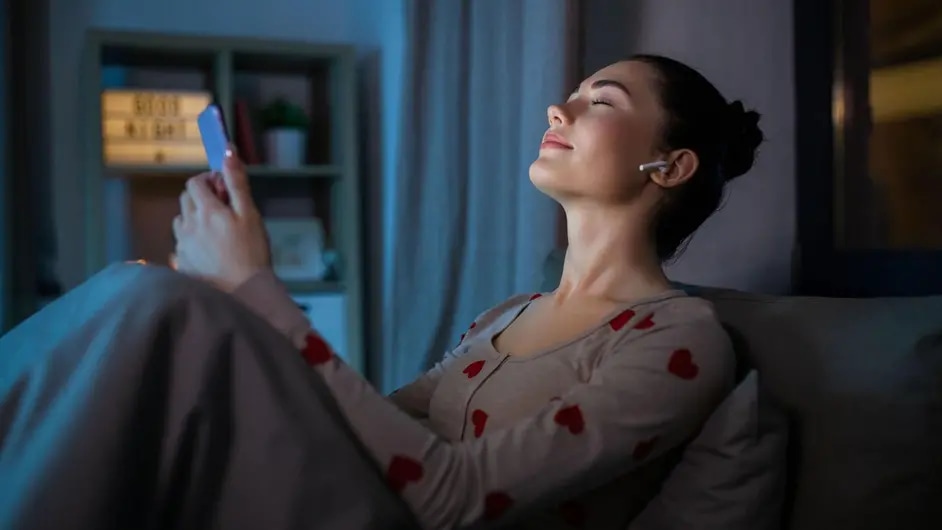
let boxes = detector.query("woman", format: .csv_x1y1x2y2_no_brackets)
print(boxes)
171,54,764,528
1,55,762,530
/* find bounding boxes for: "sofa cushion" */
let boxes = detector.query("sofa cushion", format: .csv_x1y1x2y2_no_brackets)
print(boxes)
628,370,789,530
695,287,942,530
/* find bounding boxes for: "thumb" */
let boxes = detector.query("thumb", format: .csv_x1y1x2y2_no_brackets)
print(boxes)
221,146,253,215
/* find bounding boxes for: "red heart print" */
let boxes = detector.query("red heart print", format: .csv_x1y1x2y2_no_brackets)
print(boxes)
632,436,659,461
462,360,485,379
559,500,587,528
386,455,424,492
608,309,636,331
554,405,585,435
633,313,655,330
459,321,477,344
301,333,332,365
484,491,514,520
668,348,699,380
471,409,488,437
529,293,543,301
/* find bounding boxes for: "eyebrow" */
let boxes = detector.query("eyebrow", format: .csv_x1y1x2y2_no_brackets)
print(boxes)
571,79,633,100
590,79,632,98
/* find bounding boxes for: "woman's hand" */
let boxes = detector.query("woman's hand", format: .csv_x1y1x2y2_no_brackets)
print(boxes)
172,150,271,292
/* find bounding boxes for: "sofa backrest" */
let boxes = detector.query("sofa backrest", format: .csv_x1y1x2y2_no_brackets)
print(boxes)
685,285,942,530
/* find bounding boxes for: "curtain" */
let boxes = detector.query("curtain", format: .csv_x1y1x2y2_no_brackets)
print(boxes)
375,0,577,392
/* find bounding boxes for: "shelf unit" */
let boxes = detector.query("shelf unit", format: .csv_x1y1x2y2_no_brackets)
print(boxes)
82,30,365,373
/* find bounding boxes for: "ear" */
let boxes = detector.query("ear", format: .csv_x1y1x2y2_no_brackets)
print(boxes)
649,149,699,189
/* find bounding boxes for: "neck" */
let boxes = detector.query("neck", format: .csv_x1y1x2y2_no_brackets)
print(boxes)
555,203,671,303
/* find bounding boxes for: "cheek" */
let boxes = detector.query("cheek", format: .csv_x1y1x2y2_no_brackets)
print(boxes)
568,115,660,202
577,117,642,180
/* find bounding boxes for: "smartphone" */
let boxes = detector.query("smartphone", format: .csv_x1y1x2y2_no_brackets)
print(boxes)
197,104,230,172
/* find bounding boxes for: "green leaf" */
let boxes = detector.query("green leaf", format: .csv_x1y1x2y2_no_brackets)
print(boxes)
259,97,309,130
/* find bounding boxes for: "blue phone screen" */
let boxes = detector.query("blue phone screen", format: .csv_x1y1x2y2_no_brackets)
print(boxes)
197,105,229,172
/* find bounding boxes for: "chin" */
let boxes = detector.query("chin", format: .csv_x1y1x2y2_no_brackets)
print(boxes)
530,159,642,207
529,158,581,201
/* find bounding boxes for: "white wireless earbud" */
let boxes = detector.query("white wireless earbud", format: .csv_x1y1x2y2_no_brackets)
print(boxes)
638,161,670,173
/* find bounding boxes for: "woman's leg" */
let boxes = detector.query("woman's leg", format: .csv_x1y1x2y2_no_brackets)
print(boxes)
0,264,415,530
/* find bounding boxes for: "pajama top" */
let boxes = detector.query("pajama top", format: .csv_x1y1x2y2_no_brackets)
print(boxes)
234,271,736,529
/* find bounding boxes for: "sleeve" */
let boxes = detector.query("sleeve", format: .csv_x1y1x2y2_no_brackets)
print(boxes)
386,359,446,419
233,270,736,530
232,270,476,420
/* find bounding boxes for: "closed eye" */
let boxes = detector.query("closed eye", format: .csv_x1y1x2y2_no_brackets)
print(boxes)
591,99,612,106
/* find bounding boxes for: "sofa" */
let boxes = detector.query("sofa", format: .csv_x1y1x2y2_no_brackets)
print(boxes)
542,252,942,530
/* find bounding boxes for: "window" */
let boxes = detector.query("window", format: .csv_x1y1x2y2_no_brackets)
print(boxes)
835,0,942,249
795,0,942,296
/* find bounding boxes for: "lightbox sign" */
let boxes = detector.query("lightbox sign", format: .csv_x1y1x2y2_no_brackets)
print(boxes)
101,89,212,166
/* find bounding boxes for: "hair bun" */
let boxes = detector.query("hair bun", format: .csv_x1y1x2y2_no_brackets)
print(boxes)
721,100,764,180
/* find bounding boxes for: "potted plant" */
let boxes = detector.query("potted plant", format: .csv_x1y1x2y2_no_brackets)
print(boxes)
260,97,309,168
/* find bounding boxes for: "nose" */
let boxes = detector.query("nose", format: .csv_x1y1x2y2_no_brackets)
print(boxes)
547,103,571,127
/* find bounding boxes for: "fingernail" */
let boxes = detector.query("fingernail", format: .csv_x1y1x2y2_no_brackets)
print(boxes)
225,148,234,158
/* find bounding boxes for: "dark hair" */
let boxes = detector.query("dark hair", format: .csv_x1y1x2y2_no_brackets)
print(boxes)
630,54,764,261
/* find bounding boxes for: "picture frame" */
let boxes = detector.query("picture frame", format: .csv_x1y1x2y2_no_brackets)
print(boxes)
265,218,327,281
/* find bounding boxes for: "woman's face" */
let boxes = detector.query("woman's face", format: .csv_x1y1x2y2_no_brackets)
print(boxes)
529,60,665,205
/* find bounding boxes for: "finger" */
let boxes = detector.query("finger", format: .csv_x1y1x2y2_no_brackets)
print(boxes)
172,214,185,239
209,172,231,205
186,175,223,211
171,249,193,275
193,171,230,205
190,171,217,191
221,146,253,215
179,190,196,219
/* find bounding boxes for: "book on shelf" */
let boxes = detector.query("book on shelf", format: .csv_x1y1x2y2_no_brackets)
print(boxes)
233,99,260,164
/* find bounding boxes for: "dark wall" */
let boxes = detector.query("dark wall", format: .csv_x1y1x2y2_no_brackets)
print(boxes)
6,0,58,329
1,0,8,330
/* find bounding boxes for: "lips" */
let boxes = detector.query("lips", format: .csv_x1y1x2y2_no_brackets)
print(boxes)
541,132,572,149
